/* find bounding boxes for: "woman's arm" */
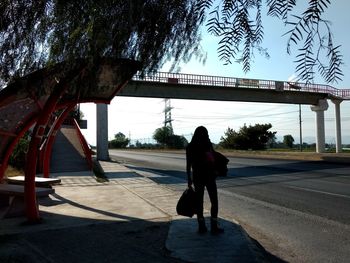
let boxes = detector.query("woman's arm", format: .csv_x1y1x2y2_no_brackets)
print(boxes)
186,147,193,187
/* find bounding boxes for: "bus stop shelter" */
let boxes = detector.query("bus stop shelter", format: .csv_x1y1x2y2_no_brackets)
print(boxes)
0,58,140,222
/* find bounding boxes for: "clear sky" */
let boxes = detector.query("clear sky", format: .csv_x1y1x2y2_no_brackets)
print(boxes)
80,2,350,146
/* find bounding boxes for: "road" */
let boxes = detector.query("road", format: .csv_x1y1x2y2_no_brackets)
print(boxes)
109,149,350,263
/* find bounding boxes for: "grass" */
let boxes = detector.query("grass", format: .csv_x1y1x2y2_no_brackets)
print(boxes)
4,166,23,178
267,148,315,152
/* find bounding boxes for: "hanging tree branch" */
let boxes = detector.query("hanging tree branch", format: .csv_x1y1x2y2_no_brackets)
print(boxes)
0,0,344,88
196,0,343,83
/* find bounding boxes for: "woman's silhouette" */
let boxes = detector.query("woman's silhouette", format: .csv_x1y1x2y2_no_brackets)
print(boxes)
186,126,224,234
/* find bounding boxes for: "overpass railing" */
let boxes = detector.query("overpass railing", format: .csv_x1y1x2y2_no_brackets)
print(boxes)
132,72,350,100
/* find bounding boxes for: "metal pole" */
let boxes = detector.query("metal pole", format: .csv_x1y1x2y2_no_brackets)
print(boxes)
96,103,109,160
299,104,303,151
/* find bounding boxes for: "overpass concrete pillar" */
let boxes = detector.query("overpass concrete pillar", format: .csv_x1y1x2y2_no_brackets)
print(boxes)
96,103,109,160
310,99,328,153
331,99,342,153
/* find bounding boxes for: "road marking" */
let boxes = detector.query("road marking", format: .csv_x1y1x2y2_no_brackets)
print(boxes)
218,188,350,230
225,175,350,199
286,185,350,199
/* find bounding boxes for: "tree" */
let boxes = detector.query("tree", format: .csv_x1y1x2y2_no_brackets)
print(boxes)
219,127,238,149
0,1,202,86
153,126,173,146
283,135,295,148
153,126,188,149
0,0,342,88
109,132,130,148
220,123,276,150
168,135,188,149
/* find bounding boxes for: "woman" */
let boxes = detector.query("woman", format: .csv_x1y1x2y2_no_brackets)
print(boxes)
186,126,224,234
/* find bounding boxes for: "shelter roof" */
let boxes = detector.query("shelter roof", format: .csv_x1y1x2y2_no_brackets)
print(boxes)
0,58,140,164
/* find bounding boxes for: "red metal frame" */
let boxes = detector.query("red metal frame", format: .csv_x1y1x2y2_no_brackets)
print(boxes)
0,115,38,181
73,118,93,170
37,114,57,174
25,82,70,222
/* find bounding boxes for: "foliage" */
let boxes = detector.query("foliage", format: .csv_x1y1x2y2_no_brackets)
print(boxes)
9,132,30,170
283,134,295,148
168,135,188,149
0,0,202,85
153,126,188,149
196,0,343,83
0,0,342,87
4,165,22,177
109,132,130,148
70,106,84,122
153,126,173,145
220,124,276,150
131,141,160,149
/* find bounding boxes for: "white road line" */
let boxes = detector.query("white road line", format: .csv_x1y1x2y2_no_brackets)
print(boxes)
286,185,350,199
228,175,350,199
218,188,350,230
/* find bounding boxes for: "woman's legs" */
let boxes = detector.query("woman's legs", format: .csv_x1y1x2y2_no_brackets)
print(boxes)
206,179,218,218
194,183,207,233
206,179,224,234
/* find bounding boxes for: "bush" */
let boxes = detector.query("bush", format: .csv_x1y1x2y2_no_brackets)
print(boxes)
153,126,188,149
108,132,130,148
168,135,188,149
220,124,276,150
9,133,30,170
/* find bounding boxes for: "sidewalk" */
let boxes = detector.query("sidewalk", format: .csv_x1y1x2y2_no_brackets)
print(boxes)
0,161,264,262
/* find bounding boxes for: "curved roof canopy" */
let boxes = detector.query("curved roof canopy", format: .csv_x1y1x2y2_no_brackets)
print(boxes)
0,58,140,175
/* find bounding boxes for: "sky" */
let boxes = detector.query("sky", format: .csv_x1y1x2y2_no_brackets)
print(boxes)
80,1,350,146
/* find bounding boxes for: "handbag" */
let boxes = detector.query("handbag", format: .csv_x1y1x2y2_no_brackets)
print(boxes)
176,186,197,217
213,151,229,177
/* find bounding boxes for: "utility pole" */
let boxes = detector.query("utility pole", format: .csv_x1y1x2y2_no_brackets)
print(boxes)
299,104,303,151
288,79,303,152
164,98,173,133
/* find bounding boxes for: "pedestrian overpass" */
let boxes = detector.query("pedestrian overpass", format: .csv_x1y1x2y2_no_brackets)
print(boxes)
96,72,350,159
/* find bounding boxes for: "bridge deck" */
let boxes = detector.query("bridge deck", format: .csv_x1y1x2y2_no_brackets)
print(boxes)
134,72,350,100
119,72,350,103
118,72,350,105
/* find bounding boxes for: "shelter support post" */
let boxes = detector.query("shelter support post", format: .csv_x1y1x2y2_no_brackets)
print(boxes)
310,99,329,153
25,84,69,223
0,117,37,181
331,99,342,153
96,103,109,161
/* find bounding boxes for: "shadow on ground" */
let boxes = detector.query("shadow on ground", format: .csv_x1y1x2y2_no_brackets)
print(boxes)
0,197,181,262
126,160,349,188
0,213,286,263
0,167,287,263
167,216,286,263
0,218,179,263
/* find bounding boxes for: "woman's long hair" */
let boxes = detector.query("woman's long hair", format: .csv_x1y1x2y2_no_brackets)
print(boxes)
189,126,212,151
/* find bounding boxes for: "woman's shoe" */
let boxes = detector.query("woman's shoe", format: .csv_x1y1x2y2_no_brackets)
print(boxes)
211,218,224,234
197,218,207,234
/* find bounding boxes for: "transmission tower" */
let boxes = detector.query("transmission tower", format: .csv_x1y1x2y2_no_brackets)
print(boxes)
163,98,173,133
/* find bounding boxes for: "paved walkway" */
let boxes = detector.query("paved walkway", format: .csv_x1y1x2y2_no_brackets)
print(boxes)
0,161,264,262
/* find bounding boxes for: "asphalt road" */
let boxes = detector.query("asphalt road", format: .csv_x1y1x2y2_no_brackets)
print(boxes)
109,149,350,263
